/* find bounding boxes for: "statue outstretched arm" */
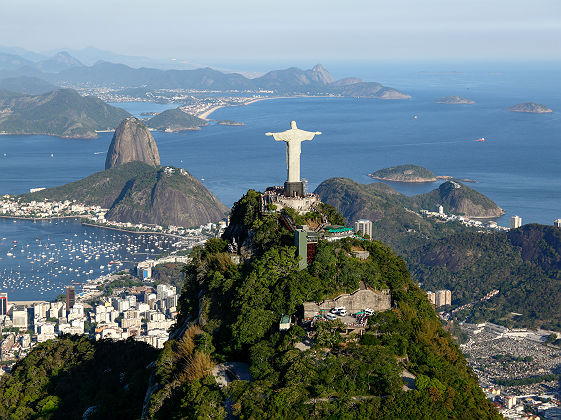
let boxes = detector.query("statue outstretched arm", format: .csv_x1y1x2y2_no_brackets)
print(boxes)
266,132,290,142
301,131,322,141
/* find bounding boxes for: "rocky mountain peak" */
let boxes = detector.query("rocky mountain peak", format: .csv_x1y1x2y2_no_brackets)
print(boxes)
309,64,335,84
105,117,160,170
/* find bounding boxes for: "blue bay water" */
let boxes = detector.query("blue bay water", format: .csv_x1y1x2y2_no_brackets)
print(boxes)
0,62,560,299
0,219,176,300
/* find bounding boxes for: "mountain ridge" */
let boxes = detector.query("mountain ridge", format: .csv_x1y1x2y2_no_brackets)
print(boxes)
0,88,130,138
23,161,228,227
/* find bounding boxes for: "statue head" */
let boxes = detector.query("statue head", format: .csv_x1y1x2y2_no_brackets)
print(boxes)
290,121,297,129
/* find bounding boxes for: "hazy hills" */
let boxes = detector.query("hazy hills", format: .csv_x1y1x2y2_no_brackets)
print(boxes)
0,76,57,95
0,88,130,137
52,62,409,97
0,48,410,99
35,51,83,73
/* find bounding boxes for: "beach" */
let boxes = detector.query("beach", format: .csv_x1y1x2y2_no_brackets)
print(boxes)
197,95,332,119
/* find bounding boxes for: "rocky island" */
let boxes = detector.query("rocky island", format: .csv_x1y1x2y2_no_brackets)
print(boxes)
435,95,475,104
217,120,245,126
146,107,207,132
369,164,437,182
508,102,553,113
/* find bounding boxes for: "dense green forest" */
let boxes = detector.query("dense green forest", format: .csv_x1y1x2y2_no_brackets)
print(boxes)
144,190,498,418
0,189,505,418
0,337,157,419
406,224,561,329
316,177,561,329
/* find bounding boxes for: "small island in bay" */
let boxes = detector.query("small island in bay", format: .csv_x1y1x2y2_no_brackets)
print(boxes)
507,102,553,113
146,108,207,132
369,164,437,183
217,120,245,126
435,96,475,104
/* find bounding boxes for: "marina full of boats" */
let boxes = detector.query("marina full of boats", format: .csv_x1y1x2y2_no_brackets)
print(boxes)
0,218,177,300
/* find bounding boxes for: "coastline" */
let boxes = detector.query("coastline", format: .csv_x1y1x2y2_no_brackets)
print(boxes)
80,221,188,239
0,215,87,221
197,95,337,120
0,215,194,240
198,105,225,119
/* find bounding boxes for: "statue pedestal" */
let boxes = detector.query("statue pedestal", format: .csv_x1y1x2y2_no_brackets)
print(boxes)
284,181,304,197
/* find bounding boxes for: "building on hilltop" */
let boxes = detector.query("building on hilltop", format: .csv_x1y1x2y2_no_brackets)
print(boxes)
554,219,561,228
323,226,355,242
354,219,373,238
261,187,322,215
303,287,391,320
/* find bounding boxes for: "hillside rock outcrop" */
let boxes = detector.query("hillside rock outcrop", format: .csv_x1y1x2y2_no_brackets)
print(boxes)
105,117,160,169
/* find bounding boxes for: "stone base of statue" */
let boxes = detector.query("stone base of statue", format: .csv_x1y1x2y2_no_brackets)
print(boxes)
284,181,304,197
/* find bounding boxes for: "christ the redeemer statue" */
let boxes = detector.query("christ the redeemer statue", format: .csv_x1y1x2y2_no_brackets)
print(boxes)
266,121,321,197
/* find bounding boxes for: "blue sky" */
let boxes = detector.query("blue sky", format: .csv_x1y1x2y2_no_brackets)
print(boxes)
2,0,560,61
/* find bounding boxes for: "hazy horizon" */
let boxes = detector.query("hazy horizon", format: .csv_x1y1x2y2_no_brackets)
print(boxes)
2,0,560,65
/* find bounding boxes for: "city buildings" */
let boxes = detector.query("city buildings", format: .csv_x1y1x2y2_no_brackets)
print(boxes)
354,219,373,238
12,307,27,329
510,215,522,229
0,293,7,316
426,290,452,308
66,286,75,313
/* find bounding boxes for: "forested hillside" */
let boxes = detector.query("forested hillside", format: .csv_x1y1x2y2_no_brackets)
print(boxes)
407,225,561,329
144,190,498,418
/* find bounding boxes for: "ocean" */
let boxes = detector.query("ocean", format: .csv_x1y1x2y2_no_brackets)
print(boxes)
0,61,560,299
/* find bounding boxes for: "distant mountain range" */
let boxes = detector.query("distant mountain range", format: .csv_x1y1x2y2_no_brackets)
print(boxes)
0,88,130,138
50,62,410,97
0,48,410,98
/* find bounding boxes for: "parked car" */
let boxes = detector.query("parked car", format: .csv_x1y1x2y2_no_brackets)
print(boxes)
325,313,337,321
364,308,374,316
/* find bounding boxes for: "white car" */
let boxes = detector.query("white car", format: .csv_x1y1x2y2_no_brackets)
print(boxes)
364,308,374,316
325,313,337,321
337,309,347,316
